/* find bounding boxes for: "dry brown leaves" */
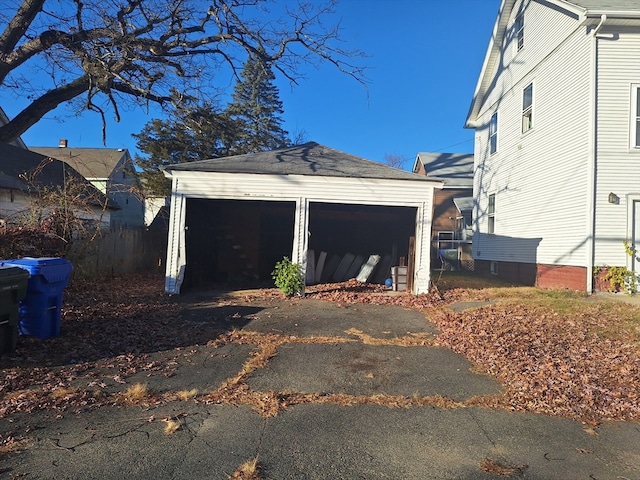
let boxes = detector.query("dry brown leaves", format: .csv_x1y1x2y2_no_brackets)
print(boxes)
306,282,640,422
2,272,639,424
434,303,640,422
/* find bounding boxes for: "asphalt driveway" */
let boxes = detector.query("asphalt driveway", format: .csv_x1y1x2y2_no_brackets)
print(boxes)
1,292,638,479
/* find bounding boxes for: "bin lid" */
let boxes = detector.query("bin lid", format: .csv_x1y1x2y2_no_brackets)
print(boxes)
0,257,73,283
0,266,30,280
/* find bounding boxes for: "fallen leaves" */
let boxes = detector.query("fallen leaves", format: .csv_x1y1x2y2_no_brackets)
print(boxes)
1,271,639,423
479,457,528,476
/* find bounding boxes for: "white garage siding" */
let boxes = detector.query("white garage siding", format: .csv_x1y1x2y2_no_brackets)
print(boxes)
164,171,438,295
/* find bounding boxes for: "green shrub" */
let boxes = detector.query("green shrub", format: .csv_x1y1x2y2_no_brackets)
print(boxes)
271,257,304,296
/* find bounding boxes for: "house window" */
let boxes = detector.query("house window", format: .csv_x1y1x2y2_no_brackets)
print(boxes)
515,13,524,51
522,83,533,133
488,193,496,234
632,85,640,148
489,112,498,154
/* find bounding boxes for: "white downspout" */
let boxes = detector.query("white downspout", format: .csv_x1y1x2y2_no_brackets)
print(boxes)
586,14,606,294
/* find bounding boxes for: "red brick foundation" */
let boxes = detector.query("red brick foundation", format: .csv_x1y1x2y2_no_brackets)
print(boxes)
475,260,588,291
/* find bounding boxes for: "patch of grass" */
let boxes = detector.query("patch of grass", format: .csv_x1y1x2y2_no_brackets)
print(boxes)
229,457,261,479
175,388,198,401
115,383,151,406
50,387,79,400
431,270,516,291
162,418,180,434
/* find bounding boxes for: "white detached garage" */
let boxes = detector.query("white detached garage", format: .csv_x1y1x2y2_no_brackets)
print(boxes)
163,142,442,294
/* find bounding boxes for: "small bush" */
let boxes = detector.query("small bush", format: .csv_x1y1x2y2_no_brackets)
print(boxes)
271,257,304,296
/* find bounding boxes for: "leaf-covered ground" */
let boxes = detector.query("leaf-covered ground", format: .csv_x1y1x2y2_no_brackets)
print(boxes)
1,273,639,424
307,279,640,423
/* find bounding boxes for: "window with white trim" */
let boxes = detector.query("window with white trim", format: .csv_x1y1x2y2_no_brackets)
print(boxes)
632,85,640,148
489,112,498,154
522,83,533,133
488,193,496,234
515,13,524,52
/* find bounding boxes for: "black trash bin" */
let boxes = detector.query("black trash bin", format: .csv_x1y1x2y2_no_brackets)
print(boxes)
0,258,73,339
0,266,30,354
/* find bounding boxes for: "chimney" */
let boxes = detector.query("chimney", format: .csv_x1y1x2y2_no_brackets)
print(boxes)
58,139,68,148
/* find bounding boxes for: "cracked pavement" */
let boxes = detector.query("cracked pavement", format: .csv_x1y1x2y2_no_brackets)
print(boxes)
1,293,639,479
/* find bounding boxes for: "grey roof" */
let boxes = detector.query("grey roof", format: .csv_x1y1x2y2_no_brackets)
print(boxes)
415,152,474,188
30,147,129,179
0,107,27,150
0,143,117,208
165,142,437,182
453,197,474,213
567,0,640,12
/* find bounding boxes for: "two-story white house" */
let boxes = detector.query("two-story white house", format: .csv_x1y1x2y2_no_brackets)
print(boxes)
32,142,144,230
465,0,640,291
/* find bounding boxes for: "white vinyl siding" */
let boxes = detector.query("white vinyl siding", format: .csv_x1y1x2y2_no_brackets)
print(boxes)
473,12,591,266
593,26,640,268
482,0,580,112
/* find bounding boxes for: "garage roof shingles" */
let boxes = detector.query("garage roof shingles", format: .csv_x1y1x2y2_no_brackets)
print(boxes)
165,142,434,182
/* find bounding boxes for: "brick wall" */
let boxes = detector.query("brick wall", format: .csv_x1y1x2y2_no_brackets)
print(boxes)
474,260,587,291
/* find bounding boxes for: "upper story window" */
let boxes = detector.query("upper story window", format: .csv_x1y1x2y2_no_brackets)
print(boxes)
488,193,496,234
632,85,640,149
522,83,533,133
515,13,524,52
489,112,498,154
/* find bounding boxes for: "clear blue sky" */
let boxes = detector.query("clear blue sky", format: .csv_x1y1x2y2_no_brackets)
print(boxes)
6,0,501,169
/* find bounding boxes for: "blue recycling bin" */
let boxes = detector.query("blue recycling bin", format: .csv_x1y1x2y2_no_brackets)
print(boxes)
0,258,73,339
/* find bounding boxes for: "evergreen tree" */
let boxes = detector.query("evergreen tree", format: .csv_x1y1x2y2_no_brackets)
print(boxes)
133,104,242,196
227,54,290,154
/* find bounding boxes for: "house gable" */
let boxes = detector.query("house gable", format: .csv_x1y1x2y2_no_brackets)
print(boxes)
413,152,474,189
0,143,116,227
467,0,640,291
31,145,144,228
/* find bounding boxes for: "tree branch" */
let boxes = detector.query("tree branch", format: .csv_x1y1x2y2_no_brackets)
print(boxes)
0,0,45,54
0,75,90,143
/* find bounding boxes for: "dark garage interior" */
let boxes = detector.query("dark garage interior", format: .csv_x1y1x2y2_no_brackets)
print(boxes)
182,198,417,290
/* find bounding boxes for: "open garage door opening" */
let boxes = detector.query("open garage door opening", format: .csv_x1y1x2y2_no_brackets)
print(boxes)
182,198,295,290
308,202,418,285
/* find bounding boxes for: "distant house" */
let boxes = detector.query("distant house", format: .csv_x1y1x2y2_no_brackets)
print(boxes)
0,143,116,229
0,108,27,150
413,152,474,270
465,0,640,291
162,142,442,294
31,142,144,229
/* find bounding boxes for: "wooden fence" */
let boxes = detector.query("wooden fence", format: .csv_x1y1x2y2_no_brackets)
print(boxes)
67,228,167,278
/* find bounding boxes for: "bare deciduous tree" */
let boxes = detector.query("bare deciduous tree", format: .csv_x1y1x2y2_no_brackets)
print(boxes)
0,0,366,144
383,153,409,170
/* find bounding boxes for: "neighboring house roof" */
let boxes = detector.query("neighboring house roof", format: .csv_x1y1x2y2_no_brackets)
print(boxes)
413,152,474,188
165,142,438,182
0,107,27,150
465,0,640,129
453,197,474,214
0,143,117,208
30,146,130,179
